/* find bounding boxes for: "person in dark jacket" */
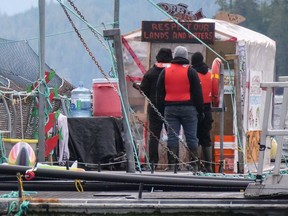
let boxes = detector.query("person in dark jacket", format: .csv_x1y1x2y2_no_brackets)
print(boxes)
134,48,172,169
191,52,213,173
157,46,204,171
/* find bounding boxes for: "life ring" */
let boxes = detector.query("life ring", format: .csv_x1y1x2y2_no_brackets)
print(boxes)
211,57,221,107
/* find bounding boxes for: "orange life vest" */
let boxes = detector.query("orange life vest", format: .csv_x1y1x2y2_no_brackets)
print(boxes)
164,64,190,102
198,71,212,103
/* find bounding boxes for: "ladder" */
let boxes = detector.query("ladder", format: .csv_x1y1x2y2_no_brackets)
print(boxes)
245,81,288,197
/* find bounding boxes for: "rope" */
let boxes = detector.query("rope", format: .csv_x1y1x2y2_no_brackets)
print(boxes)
146,0,227,63
15,200,30,216
2,191,35,215
80,4,140,171
105,39,142,172
7,201,18,215
58,0,192,170
17,94,24,139
128,83,197,170
0,191,37,198
59,0,143,172
146,0,248,171
0,134,8,164
129,108,151,169
74,179,84,192
16,174,24,195
0,23,116,45
57,0,109,50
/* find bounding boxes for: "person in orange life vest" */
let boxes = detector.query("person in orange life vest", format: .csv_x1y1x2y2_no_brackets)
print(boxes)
156,46,204,171
191,52,213,173
133,48,173,169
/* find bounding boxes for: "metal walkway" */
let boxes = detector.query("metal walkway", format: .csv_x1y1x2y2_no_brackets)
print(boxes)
1,190,288,215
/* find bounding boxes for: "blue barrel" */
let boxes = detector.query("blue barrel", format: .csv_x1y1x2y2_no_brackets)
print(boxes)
70,81,92,117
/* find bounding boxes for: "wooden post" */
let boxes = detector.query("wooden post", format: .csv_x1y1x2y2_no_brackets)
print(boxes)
103,29,136,173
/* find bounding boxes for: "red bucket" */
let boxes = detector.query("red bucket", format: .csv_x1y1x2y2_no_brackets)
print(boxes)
92,78,122,117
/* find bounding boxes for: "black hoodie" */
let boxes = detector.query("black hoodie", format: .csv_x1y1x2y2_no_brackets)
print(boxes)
192,62,209,75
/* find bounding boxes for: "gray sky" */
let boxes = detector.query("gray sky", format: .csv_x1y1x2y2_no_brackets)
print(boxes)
1,0,213,16
0,0,57,16
0,0,38,15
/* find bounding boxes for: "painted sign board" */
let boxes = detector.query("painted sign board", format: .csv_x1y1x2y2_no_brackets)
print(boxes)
141,21,215,44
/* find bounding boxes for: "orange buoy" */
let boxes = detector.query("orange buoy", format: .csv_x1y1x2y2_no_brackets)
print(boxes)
211,58,221,107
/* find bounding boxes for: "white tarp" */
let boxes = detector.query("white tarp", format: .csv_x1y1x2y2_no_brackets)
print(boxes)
124,18,277,173
198,18,276,172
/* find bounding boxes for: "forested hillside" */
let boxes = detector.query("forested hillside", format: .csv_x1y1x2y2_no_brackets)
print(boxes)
0,0,218,88
216,0,288,79
0,0,286,88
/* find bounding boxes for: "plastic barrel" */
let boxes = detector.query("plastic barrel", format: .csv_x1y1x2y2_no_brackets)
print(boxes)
70,82,92,117
92,78,122,117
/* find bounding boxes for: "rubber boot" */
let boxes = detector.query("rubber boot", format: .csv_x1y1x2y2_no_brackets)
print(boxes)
202,146,213,173
167,146,178,171
189,148,199,172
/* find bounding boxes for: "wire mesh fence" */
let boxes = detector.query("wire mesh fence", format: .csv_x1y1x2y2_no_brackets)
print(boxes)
0,38,73,139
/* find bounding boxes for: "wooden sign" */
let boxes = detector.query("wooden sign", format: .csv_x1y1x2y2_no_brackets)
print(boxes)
215,11,246,25
157,2,206,21
141,21,215,44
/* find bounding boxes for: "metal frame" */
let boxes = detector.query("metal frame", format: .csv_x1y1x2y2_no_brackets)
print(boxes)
245,82,288,197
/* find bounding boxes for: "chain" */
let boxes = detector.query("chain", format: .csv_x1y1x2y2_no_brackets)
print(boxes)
60,2,146,171
67,0,109,52
128,75,202,170
61,0,200,170
60,1,119,95
130,109,188,166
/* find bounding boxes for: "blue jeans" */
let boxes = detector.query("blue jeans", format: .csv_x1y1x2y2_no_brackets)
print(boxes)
165,105,198,151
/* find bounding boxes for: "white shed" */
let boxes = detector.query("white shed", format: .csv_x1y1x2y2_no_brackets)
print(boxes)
123,18,276,173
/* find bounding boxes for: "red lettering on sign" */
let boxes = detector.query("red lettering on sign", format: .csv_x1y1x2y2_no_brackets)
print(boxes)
193,23,210,32
171,23,177,31
143,32,149,39
152,23,158,31
141,21,215,44
164,23,170,31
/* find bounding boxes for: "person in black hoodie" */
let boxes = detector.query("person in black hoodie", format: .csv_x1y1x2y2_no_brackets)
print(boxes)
134,48,172,169
157,46,204,171
191,52,213,173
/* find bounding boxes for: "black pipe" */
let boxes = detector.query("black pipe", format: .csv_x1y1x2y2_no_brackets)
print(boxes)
0,180,247,192
123,172,252,182
0,173,252,183
0,165,252,188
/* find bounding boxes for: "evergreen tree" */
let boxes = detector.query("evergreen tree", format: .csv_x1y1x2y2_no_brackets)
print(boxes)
215,0,288,78
267,0,288,77
216,0,263,32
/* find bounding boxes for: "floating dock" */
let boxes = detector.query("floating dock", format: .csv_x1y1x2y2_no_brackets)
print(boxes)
1,190,288,215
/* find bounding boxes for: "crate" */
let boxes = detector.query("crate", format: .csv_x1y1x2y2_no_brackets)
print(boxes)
214,135,235,173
